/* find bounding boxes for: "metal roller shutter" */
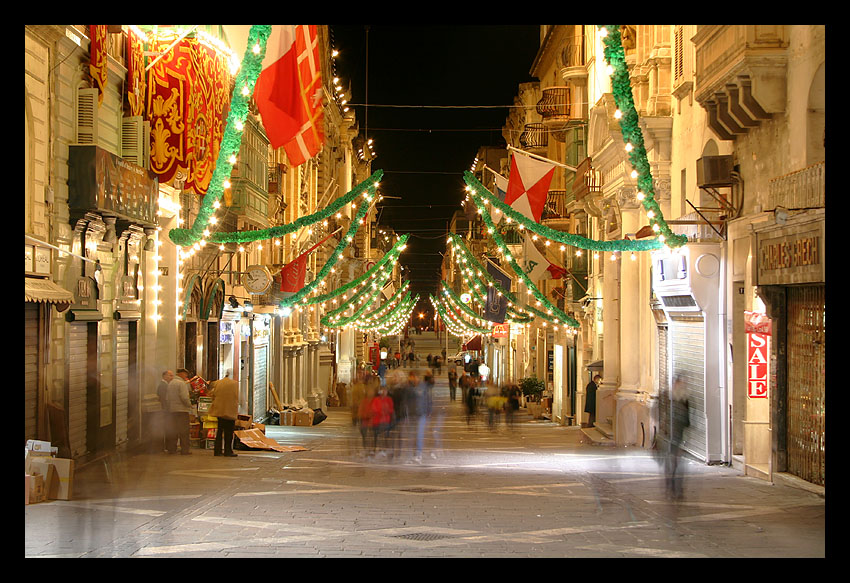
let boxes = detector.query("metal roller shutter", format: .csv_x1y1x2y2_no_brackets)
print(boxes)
25,303,40,442
253,345,268,420
115,321,129,445
786,285,825,486
67,323,89,457
669,316,706,461
656,325,669,447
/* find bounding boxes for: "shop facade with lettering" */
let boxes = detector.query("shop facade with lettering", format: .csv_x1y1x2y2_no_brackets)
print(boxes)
752,211,825,486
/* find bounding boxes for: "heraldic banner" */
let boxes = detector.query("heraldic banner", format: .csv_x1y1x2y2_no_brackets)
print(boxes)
146,32,230,196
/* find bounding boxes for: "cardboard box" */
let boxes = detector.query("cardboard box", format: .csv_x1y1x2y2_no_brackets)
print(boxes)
294,408,314,427
281,410,295,426
205,439,216,450
234,428,307,453
25,449,54,475
252,423,265,434
28,473,45,504
30,461,60,500
38,458,74,500
235,414,253,429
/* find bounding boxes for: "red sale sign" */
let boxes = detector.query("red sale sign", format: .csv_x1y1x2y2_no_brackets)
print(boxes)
747,332,769,399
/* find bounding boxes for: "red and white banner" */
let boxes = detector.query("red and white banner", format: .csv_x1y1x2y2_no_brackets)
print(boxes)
254,25,324,167
504,152,556,223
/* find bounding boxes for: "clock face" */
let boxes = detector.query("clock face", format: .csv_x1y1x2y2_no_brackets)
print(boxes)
244,265,272,294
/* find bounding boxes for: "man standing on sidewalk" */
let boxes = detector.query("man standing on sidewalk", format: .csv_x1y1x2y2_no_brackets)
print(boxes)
166,369,193,455
208,371,240,457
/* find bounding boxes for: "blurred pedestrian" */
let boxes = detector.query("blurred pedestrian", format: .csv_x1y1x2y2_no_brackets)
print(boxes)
485,383,505,430
427,354,433,368
667,373,690,500
434,355,442,374
371,386,395,456
447,367,458,401
464,376,479,425
208,371,239,457
358,381,378,454
166,369,193,455
504,384,521,429
411,371,435,462
154,370,172,453
378,360,388,386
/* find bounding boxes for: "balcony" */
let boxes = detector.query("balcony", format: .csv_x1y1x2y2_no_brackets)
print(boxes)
767,162,825,212
692,25,788,140
571,158,603,202
536,86,572,142
519,123,548,155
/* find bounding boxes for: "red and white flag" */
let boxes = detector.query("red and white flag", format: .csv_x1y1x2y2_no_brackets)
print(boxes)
280,230,338,296
254,25,325,167
504,152,556,223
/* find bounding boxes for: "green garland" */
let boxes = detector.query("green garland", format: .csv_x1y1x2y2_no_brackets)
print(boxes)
278,192,376,308
431,294,492,336
598,25,688,249
304,232,409,307
458,196,581,329
464,172,664,252
168,25,272,248
212,170,384,244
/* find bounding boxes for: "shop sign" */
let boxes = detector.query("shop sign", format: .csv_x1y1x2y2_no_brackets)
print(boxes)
757,223,824,285
747,332,769,399
25,244,51,276
492,323,509,338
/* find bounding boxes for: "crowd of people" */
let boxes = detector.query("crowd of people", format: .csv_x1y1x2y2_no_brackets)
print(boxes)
349,356,529,463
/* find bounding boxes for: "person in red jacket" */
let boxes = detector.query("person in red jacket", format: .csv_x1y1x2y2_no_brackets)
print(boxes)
370,386,395,457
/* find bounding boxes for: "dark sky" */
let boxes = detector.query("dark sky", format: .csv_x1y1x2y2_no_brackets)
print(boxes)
329,25,540,314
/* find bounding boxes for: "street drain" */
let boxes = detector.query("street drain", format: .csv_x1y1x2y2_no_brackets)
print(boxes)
392,532,455,541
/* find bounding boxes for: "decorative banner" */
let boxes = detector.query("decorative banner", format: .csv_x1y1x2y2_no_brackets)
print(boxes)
504,152,555,223
280,230,336,296
126,28,146,117
146,33,230,196
484,258,511,323
747,332,770,399
89,25,109,107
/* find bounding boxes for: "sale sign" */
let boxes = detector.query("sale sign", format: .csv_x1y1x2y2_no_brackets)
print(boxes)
747,332,770,399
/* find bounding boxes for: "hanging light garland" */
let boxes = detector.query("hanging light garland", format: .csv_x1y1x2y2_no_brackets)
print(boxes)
168,25,272,249
597,24,688,249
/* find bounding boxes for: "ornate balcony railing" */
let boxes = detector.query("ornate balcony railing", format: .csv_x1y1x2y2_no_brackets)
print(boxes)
536,86,571,122
767,162,825,211
519,123,548,151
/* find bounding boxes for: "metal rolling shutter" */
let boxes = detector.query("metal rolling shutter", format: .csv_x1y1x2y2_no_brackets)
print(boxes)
786,285,825,486
25,303,40,442
67,323,89,457
253,345,268,420
115,321,129,445
657,325,670,446
669,316,706,461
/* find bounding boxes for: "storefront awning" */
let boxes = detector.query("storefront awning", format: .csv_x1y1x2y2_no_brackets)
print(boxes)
25,278,74,311
462,335,482,351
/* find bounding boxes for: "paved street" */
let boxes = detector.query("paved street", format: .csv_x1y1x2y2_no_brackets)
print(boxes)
24,370,825,558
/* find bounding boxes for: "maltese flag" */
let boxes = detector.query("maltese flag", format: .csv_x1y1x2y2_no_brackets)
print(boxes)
254,25,324,167
504,153,556,223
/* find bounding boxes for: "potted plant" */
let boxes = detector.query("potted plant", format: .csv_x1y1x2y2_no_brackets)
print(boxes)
519,377,545,403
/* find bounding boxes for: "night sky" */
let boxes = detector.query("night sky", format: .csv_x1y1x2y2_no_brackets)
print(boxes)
329,25,540,317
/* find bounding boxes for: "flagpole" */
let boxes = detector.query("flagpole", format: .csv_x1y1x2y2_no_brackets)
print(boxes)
507,144,577,172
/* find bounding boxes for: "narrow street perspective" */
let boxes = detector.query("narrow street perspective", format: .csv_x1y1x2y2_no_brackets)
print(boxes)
25,25,826,559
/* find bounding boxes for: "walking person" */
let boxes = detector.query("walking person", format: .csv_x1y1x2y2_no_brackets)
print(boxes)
154,370,172,453
667,373,690,500
448,367,458,401
378,360,388,387
166,368,193,455
208,371,239,457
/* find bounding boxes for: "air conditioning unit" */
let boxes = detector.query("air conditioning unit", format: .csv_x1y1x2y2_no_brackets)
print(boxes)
696,155,734,188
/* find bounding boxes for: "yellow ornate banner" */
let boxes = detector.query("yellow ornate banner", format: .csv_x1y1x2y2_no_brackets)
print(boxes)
145,33,229,196
126,28,146,118
88,25,108,107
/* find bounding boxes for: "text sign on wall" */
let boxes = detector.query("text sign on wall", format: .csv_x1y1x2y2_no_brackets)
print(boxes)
747,332,769,399
757,223,824,285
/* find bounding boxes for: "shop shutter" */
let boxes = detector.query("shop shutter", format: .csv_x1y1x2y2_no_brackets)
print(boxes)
253,344,268,420
786,285,825,486
76,87,99,144
67,323,89,457
115,321,129,445
25,303,40,442
669,316,707,461
656,325,670,447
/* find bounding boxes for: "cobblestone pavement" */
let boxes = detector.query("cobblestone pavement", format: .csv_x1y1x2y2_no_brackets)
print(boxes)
24,372,825,558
